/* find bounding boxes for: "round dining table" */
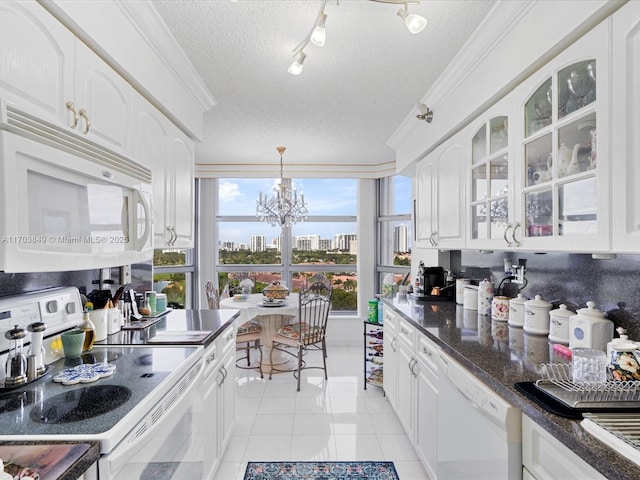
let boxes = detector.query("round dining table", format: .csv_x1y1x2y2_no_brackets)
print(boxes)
220,293,299,374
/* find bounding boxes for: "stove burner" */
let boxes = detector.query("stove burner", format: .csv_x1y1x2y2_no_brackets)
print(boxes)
0,390,38,413
30,385,132,424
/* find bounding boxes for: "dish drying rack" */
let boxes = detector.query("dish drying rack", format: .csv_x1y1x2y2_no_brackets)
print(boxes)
535,363,640,409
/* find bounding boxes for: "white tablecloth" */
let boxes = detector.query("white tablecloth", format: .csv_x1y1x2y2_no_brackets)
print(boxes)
220,293,299,373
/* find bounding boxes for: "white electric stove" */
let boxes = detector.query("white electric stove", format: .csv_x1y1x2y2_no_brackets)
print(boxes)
0,288,206,480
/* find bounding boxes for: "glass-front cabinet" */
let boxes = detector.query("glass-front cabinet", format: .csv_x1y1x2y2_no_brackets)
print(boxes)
512,20,609,252
467,97,517,250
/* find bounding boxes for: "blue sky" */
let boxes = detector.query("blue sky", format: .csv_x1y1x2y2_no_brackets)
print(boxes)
217,177,411,245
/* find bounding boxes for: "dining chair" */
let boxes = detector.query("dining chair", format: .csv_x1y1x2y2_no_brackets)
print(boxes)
268,281,332,390
212,281,263,378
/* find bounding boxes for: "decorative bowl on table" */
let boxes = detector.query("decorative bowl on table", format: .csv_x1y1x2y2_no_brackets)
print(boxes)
263,281,289,301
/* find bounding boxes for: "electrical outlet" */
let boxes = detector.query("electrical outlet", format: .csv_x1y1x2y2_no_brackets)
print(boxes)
119,265,131,285
511,259,527,284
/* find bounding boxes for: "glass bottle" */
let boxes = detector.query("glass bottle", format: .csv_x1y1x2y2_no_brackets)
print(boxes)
80,309,96,352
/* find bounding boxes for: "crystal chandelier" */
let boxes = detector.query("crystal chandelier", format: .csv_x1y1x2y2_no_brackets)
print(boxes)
256,146,309,227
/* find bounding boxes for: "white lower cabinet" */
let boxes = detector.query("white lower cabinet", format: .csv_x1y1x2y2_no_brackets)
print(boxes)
382,308,399,409
201,325,236,480
522,414,605,480
414,336,439,480
385,313,439,478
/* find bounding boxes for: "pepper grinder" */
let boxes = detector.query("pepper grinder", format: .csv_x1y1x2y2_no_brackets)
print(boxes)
4,325,27,387
27,321,47,378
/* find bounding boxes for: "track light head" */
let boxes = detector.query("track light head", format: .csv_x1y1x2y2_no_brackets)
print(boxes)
416,103,433,123
288,51,307,75
397,4,427,34
310,12,327,47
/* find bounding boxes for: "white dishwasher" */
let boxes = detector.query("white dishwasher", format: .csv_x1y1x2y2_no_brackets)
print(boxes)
437,351,522,480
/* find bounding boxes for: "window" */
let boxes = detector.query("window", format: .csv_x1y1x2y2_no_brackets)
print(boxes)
377,175,412,295
216,178,357,311
153,248,195,309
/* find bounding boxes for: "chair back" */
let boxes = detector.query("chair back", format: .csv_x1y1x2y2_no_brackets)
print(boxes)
205,281,219,309
298,281,332,345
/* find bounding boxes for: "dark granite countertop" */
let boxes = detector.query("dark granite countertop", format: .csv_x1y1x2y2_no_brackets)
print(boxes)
0,441,100,480
382,295,640,480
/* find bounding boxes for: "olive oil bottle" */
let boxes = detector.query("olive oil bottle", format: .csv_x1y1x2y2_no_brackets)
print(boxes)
80,309,96,352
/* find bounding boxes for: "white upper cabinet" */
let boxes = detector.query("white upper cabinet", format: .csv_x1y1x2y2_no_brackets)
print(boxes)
466,96,517,250
73,40,134,154
415,134,466,250
511,20,610,253
166,128,195,248
134,95,195,249
0,1,74,123
0,2,134,155
611,1,640,253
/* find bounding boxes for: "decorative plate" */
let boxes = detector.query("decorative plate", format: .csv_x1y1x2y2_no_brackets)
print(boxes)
53,363,116,386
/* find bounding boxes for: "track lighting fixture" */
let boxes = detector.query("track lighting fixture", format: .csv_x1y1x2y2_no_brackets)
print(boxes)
397,4,427,34
416,103,433,123
288,51,307,75
288,0,427,74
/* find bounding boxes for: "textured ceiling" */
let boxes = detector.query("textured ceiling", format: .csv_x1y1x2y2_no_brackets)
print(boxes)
151,0,495,174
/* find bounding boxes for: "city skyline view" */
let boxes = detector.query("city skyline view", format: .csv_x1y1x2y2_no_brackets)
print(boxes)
217,177,411,244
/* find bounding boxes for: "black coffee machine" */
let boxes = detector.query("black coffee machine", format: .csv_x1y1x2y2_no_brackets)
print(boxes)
412,262,454,301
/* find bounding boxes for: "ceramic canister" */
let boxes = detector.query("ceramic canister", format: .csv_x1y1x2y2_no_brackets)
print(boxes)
508,294,526,327
523,295,552,335
477,279,494,316
456,278,470,305
491,296,511,321
548,304,576,345
569,301,614,352
463,285,479,310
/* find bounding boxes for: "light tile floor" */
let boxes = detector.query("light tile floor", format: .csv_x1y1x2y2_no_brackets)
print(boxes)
214,346,429,480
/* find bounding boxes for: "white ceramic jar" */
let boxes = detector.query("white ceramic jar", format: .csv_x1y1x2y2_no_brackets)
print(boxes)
477,279,494,316
569,301,614,352
508,294,526,327
548,304,576,345
523,295,552,335
456,278,470,305
463,285,479,310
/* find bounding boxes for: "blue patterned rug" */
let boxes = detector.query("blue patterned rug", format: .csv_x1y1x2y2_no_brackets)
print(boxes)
243,461,399,479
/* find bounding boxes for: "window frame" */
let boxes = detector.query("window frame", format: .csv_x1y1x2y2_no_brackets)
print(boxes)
214,178,358,313
376,176,412,293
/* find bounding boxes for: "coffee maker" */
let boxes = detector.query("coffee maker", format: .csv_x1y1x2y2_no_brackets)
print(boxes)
412,262,454,301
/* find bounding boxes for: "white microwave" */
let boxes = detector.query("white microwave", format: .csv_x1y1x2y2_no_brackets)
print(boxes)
0,103,152,272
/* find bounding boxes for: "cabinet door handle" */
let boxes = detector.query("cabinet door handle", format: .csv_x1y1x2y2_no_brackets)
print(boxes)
511,222,521,247
170,227,177,246
503,224,513,247
429,232,436,247
391,337,397,352
206,352,216,364
432,231,439,247
218,365,227,386
422,346,432,357
66,101,79,129
79,108,90,134
409,358,417,377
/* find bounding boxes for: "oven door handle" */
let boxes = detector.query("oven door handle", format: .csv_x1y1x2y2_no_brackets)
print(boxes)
100,363,202,476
